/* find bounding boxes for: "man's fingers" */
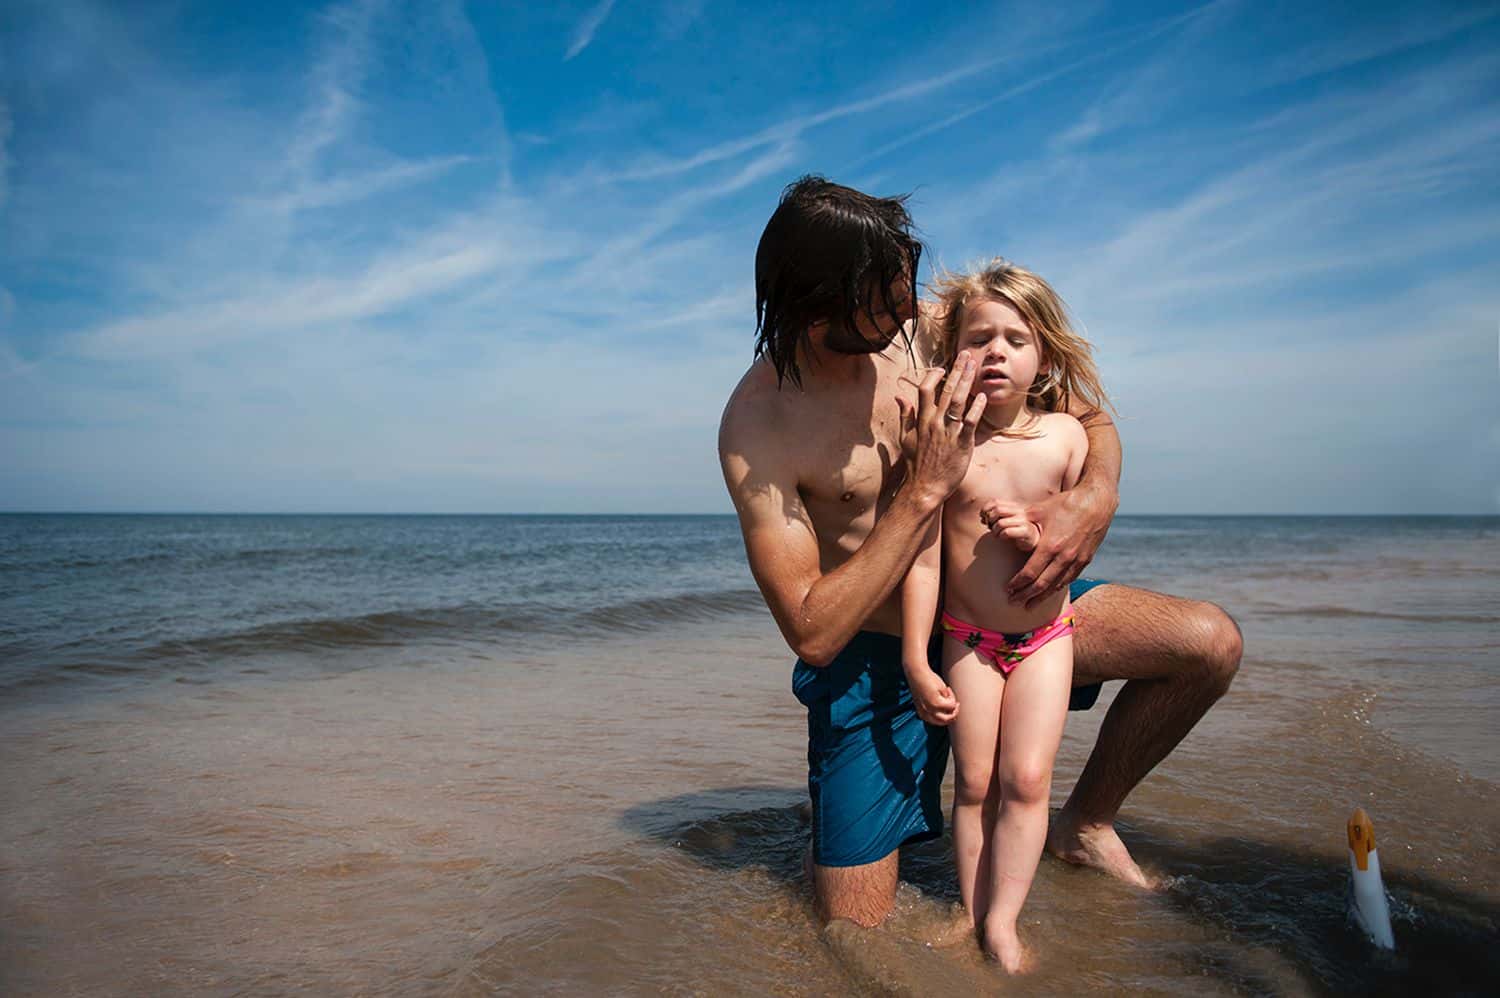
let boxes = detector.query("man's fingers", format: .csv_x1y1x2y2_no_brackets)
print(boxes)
936,357,963,412
961,391,986,431
894,396,914,437
1007,549,1046,598
1020,560,1068,608
918,367,944,413
947,356,977,418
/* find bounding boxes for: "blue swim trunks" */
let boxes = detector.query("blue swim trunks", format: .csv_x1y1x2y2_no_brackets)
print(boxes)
792,578,1111,867
1067,577,1110,712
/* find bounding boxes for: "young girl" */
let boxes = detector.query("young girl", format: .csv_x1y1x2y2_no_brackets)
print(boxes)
901,259,1111,972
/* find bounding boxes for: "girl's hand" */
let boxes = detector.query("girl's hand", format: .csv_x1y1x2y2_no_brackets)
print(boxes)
907,668,960,726
979,500,1040,550
1005,483,1117,607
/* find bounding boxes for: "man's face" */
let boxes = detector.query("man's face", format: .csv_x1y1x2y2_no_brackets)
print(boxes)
823,278,917,355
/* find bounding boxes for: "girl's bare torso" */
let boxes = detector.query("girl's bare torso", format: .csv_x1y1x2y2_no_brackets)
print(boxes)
943,414,1076,633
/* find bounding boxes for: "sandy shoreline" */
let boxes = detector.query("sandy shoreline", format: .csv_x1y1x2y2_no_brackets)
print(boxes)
2,605,1497,994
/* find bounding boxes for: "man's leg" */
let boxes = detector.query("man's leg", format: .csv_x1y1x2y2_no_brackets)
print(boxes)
1051,584,1243,886
812,852,900,927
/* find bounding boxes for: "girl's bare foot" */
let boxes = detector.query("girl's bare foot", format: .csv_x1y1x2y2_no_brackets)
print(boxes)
981,919,1035,974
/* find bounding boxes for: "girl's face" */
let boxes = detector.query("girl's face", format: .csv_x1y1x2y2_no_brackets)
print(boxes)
955,298,1045,404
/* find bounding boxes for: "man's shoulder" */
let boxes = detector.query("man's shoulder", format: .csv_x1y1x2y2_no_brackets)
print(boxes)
912,305,943,367
720,360,788,448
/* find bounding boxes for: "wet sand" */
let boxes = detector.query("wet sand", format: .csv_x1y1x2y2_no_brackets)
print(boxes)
2,594,1497,995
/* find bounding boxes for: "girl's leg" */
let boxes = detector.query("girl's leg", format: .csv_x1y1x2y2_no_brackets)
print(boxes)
941,638,1005,928
984,635,1073,972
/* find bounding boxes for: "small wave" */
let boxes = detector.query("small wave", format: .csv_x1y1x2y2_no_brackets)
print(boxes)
163,588,765,657
579,589,767,635
5,587,771,691
1260,606,1500,625
136,605,525,662
14,546,369,574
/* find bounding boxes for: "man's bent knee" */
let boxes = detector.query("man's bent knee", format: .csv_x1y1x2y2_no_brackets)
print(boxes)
1185,601,1242,693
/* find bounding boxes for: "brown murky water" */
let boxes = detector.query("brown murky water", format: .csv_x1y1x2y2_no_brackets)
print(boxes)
3,522,1497,995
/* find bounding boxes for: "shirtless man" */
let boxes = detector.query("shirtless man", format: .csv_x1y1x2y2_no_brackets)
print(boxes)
718,176,1242,927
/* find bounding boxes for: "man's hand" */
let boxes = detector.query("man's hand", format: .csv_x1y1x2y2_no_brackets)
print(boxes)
1005,483,1118,608
894,356,986,507
907,667,959,726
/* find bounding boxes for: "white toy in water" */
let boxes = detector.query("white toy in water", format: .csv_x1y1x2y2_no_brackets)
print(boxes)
1347,808,1395,950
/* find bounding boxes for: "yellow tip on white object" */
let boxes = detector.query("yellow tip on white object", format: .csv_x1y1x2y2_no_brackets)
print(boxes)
1348,807,1375,871
1347,807,1395,950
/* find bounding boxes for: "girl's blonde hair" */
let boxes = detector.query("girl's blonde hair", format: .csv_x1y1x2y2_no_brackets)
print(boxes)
930,258,1113,424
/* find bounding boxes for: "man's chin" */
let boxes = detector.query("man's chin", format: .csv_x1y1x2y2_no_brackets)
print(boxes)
825,331,898,355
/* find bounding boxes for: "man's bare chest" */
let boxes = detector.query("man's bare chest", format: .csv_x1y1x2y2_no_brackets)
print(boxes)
790,404,905,515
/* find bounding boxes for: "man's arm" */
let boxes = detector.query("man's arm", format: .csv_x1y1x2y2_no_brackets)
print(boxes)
1005,402,1121,607
719,361,983,666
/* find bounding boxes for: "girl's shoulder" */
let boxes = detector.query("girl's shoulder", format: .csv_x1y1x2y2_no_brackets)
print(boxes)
1028,409,1088,454
1031,408,1085,435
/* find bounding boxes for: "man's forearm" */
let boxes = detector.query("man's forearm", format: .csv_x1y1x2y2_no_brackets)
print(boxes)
1077,416,1122,498
790,484,943,666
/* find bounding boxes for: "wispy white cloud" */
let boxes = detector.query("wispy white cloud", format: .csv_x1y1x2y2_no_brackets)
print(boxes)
1045,50,1500,324
282,0,387,182
1257,4,1500,89
1052,0,1239,153
243,155,474,216
3,1,1495,513
565,0,618,60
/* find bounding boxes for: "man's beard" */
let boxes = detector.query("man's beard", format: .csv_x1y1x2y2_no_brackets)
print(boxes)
823,322,898,355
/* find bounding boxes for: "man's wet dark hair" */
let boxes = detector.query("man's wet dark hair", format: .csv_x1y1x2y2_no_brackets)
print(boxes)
754,175,923,387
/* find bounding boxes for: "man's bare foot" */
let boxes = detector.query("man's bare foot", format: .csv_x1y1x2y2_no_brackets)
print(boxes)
981,919,1034,974
1046,813,1158,890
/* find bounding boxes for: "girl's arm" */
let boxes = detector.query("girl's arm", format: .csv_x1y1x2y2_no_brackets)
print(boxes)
1062,414,1089,490
1006,408,1118,607
901,517,958,725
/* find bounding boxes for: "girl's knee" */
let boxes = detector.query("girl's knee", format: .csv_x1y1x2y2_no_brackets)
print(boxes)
953,762,994,807
999,759,1052,807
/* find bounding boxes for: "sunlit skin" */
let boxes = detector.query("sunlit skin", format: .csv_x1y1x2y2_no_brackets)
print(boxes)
901,298,1086,972
720,265,1242,934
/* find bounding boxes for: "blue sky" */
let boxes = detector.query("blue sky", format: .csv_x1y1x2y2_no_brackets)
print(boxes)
1,0,1496,513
